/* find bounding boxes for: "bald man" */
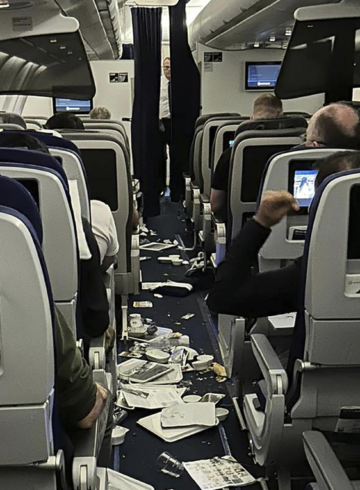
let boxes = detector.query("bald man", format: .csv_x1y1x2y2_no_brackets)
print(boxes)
305,103,360,149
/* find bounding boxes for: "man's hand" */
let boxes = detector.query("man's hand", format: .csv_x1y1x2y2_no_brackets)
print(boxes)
254,190,299,229
77,383,108,430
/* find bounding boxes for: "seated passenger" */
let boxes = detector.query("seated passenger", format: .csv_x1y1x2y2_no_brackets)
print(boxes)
0,132,110,342
210,94,284,221
45,111,85,130
55,308,113,469
91,200,119,273
207,150,360,319
45,112,140,233
90,106,112,120
304,102,360,149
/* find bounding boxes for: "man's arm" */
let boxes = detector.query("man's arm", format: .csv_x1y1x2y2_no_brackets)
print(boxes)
210,189,226,215
54,308,107,428
207,191,301,318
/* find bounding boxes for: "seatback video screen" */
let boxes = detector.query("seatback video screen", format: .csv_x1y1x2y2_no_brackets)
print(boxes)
53,98,93,114
245,62,281,90
293,170,317,208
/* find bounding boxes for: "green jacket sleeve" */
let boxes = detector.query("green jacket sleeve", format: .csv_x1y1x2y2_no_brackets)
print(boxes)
54,308,97,426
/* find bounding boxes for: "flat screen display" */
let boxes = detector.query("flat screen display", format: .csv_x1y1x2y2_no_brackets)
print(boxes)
223,131,235,151
53,98,93,114
293,170,317,208
80,149,118,211
17,179,40,208
245,62,282,90
241,145,294,202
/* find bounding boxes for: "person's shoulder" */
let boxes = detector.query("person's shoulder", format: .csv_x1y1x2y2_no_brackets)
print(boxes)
90,200,113,227
91,200,112,216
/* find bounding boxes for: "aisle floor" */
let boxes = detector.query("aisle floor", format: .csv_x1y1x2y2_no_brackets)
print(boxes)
114,200,263,490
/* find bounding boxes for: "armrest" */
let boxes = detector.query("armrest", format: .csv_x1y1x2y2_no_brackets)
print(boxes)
200,193,210,204
89,335,106,370
303,431,354,490
72,370,109,490
251,334,288,396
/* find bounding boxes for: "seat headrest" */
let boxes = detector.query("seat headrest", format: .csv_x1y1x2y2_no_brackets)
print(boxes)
195,113,240,130
0,175,43,243
0,112,26,129
0,148,68,189
235,116,308,137
0,130,81,157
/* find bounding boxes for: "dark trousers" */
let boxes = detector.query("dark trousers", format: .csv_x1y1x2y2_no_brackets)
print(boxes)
159,118,172,194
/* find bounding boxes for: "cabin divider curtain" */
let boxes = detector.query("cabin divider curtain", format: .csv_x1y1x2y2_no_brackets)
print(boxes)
131,7,162,217
169,0,201,202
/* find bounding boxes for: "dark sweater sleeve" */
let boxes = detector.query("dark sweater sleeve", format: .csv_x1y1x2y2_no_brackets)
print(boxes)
55,308,97,426
212,148,232,191
79,219,109,339
207,219,301,318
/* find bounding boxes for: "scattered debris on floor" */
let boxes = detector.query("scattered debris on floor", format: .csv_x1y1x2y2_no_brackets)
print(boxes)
181,313,195,320
133,301,153,308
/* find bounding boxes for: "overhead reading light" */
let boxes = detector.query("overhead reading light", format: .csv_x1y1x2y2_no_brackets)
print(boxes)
285,28,292,37
59,46,66,50
270,36,276,42
0,1,10,8
254,42,260,48
68,51,73,55
50,39,57,44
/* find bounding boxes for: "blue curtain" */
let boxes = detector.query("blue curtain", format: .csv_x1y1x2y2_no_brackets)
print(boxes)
169,0,201,202
131,8,162,217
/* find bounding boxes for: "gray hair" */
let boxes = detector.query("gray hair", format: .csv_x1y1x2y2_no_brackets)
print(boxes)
89,106,112,120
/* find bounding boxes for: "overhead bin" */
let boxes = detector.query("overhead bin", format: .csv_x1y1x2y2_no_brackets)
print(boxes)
56,0,122,59
189,0,342,51
0,7,95,99
276,0,360,102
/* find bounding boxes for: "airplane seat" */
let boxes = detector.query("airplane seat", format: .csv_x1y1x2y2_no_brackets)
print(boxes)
234,115,308,136
303,431,360,490
217,134,312,382
226,128,305,250
0,123,26,131
242,169,360,480
195,112,240,131
201,118,245,253
0,180,117,490
186,112,240,219
0,153,77,332
0,177,59,488
257,148,349,273
0,111,27,128
65,131,138,299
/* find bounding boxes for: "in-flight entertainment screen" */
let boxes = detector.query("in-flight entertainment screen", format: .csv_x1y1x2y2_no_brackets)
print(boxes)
53,98,93,114
245,62,282,90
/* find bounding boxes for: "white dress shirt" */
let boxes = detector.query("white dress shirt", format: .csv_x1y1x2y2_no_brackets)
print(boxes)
90,200,119,265
159,75,171,120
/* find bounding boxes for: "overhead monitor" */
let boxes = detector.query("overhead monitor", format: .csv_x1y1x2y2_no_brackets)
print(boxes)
53,98,93,114
245,62,281,90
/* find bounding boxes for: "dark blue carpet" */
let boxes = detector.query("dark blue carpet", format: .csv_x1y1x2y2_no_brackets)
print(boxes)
115,200,263,489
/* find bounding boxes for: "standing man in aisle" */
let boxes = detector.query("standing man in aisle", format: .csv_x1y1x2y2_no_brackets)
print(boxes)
159,57,172,196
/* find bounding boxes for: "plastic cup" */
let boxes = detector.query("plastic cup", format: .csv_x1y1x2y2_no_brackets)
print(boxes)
156,452,184,478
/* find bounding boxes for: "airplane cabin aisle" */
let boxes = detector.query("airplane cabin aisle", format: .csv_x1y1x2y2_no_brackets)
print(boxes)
114,200,264,490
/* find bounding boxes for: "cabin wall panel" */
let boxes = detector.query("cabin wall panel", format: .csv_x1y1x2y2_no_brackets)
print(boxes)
196,44,325,117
